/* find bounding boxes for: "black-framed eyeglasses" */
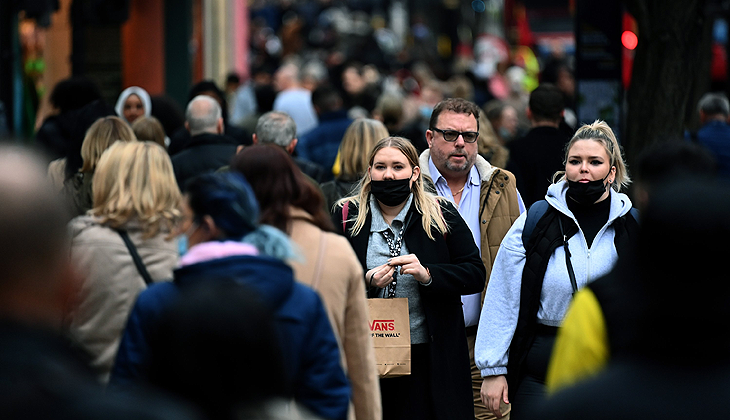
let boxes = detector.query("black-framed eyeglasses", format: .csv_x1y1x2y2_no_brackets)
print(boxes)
431,127,479,143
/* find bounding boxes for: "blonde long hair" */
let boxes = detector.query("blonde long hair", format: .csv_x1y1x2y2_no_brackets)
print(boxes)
477,111,509,168
338,118,389,180
336,137,448,240
91,141,182,238
553,120,631,192
80,116,137,174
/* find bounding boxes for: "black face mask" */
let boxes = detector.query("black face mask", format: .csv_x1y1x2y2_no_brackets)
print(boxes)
566,172,611,205
371,178,412,207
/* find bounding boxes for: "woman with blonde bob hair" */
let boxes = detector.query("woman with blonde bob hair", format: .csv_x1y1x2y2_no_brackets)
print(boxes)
65,116,137,216
334,136,486,420
476,120,638,420
67,141,182,383
323,118,389,210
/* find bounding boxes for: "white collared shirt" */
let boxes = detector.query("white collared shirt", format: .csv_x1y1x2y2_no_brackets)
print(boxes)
428,158,483,327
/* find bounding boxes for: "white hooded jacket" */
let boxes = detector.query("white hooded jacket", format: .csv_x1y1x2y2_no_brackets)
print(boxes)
114,86,152,124
475,180,632,377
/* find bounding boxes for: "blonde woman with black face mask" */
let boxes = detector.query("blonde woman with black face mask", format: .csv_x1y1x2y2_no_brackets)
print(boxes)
334,136,486,420
475,120,638,420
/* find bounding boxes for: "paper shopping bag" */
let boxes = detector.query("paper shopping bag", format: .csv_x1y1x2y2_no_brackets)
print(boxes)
367,297,411,377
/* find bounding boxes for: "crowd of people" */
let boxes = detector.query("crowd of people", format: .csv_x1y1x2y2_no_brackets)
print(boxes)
4,17,730,417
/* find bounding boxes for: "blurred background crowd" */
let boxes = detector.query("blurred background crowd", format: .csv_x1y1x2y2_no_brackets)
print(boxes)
3,1,730,420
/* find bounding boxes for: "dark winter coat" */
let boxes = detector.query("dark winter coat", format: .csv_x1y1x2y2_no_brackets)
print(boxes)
171,133,238,191
506,126,571,207
112,254,351,420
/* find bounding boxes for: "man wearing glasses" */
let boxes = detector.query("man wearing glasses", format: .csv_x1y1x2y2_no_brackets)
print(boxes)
419,98,524,419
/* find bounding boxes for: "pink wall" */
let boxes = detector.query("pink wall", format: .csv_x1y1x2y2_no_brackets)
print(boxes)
232,0,249,79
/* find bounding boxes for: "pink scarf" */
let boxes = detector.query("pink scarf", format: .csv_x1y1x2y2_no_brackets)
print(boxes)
179,241,259,267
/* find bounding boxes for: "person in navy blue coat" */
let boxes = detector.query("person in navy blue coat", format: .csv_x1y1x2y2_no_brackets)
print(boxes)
297,85,353,181
111,172,351,420
689,92,730,179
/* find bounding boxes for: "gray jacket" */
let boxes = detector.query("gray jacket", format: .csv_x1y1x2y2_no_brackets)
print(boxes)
475,181,632,377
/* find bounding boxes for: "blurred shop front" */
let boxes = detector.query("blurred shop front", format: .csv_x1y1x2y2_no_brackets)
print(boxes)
0,0,248,140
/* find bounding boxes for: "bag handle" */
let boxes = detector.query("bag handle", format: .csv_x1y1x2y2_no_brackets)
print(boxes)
117,230,154,286
557,216,578,295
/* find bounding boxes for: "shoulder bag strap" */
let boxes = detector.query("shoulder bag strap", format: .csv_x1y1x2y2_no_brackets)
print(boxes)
341,202,349,233
310,230,328,290
117,230,155,286
522,200,550,249
557,215,578,295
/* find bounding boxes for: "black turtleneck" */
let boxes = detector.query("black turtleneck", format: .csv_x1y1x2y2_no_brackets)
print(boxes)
567,195,611,248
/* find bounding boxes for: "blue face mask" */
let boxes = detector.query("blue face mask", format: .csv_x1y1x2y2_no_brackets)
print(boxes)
177,221,199,256
499,127,513,142
177,235,189,256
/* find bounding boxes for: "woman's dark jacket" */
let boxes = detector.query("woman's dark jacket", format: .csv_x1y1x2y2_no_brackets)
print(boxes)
334,198,486,420
321,178,358,212
111,254,351,420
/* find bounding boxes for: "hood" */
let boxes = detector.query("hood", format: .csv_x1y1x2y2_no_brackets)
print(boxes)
545,180,633,223
173,254,295,311
115,86,152,124
419,149,497,183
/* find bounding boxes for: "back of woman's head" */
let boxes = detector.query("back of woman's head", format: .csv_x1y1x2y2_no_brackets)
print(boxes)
131,116,166,148
476,111,508,168
185,172,260,240
92,141,181,238
338,119,389,180
64,101,117,180
80,116,137,173
374,94,403,133
230,145,335,233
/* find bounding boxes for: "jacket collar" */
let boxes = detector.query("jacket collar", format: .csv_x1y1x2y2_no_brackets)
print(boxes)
186,132,238,149
419,149,497,184
174,254,295,310
317,110,349,122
